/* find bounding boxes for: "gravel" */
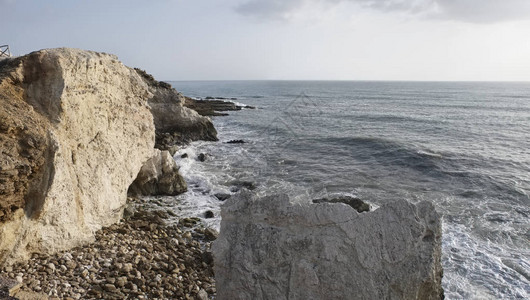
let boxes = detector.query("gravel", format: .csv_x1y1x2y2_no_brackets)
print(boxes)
1,199,217,299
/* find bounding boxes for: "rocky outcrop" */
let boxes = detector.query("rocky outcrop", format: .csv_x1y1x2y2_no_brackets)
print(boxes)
128,149,187,196
0,48,155,265
213,192,443,300
184,97,254,117
134,69,217,152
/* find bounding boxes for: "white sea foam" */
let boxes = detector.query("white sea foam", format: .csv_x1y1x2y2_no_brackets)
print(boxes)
417,149,443,159
442,221,530,299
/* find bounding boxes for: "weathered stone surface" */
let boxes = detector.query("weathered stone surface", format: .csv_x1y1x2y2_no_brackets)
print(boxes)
0,69,51,225
313,195,370,213
213,192,443,300
134,69,217,149
128,149,187,196
0,48,155,265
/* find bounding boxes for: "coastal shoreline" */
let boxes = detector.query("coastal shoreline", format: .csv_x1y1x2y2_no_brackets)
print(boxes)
1,197,216,299
1,48,445,300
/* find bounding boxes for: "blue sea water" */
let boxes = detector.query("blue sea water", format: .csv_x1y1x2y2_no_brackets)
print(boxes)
167,81,530,299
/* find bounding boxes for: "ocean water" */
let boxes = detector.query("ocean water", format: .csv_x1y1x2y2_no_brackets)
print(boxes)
167,80,530,299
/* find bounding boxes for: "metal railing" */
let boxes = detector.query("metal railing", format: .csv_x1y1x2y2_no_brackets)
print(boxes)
0,45,11,57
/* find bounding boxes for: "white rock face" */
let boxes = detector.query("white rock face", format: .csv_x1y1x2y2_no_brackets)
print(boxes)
128,149,187,196
0,48,154,264
213,192,444,300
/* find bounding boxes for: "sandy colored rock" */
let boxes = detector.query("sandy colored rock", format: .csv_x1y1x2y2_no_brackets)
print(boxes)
0,48,155,265
128,149,187,196
134,69,217,150
213,192,443,300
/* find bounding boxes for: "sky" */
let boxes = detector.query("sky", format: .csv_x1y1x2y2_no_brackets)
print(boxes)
1,0,530,81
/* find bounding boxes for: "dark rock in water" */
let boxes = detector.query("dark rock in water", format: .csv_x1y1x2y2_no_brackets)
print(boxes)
214,193,231,201
313,196,370,213
230,181,257,192
204,210,215,219
226,140,245,144
204,96,236,100
184,97,249,116
198,153,207,162
240,181,257,190
181,153,188,158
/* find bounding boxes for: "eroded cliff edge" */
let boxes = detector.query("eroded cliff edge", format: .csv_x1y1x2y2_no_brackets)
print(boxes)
0,48,156,265
213,192,444,300
134,68,217,153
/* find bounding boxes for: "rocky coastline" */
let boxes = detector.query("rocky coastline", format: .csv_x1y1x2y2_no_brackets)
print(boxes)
1,48,443,299
0,48,220,299
1,198,216,300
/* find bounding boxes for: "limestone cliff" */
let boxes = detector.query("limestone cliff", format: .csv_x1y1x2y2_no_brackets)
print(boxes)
134,68,217,153
213,192,444,300
0,48,155,265
128,149,187,196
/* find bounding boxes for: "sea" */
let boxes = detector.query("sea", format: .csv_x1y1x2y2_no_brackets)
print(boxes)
162,80,529,299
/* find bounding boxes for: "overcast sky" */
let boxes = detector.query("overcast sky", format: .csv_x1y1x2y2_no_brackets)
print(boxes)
2,0,530,81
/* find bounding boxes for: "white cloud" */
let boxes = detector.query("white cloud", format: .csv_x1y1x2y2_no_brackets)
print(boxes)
235,0,530,23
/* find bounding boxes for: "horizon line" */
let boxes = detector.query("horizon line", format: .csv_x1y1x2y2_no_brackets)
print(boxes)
164,79,530,83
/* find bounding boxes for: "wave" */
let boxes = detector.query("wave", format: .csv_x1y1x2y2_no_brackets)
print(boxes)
349,113,447,125
311,136,446,174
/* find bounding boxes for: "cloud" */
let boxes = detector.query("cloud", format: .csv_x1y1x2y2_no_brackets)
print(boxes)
235,0,308,20
235,0,530,23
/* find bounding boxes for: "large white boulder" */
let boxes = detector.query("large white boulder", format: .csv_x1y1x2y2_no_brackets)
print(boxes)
213,192,444,300
0,48,155,265
128,149,187,196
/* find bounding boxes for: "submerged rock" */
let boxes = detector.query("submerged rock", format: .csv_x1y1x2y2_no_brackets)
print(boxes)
229,181,257,192
213,192,443,300
0,48,154,265
198,153,207,162
214,193,231,201
128,149,187,196
226,140,246,144
313,196,370,213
